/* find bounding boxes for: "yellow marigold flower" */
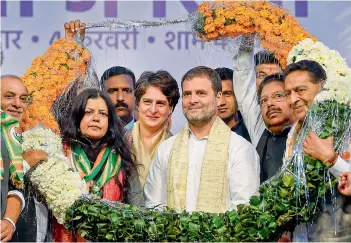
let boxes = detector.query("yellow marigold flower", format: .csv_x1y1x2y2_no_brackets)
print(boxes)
205,17,214,25
198,2,211,14
260,9,270,18
213,16,226,27
215,7,225,17
204,24,216,33
224,10,236,19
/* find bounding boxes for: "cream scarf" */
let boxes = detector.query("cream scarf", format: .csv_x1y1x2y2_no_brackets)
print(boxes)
132,121,169,187
167,117,231,213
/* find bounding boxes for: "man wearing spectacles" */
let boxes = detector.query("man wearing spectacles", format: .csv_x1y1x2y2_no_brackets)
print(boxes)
256,75,295,183
232,37,295,184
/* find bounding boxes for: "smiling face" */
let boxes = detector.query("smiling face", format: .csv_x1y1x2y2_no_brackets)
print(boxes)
137,85,172,131
79,97,109,141
284,70,322,122
182,76,220,126
1,76,30,121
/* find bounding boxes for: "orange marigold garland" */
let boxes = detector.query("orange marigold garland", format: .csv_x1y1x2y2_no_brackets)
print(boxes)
195,1,316,67
21,38,91,132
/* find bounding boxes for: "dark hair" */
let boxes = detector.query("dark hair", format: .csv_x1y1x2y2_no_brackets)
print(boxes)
283,60,327,84
181,66,222,95
214,67,233,82
254,51,281,67
257,74,284,104
100,66,136,88
135,70,180,112
62,89,137,203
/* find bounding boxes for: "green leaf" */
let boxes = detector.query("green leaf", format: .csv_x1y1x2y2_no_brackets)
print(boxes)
106,233,114,241
268,222,278,231
211,215,223,228
249,195,261,206
216,226,227,234
73,215,82,220
189,222,200,233
134,219,146,232
234,223,243,233
258,228,269,239
282,173,294,187
279,187,289,197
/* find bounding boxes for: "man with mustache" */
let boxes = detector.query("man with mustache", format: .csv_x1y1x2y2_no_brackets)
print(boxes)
215,67,251,142
232,40,295,184
100,66,136,130
144,66,259,213
256,74,295,183
64,20,136,130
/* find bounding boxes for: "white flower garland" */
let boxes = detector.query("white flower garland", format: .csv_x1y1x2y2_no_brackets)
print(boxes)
287,38,351,106
21,126,64,158
21,127,86,224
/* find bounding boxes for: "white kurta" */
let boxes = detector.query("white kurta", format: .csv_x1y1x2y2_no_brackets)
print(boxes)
144,130,260,212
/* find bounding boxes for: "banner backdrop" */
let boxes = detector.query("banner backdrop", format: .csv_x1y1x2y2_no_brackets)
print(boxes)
1,0,351,133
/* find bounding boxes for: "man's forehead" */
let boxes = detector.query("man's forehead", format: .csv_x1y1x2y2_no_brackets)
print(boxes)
104,74,134,88
261,81,284,95
256,64,282,74
1,77,28,94
221,79,233,90
183,76,211,87
285,72,311,89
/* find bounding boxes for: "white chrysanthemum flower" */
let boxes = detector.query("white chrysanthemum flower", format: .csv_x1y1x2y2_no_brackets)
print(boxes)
30,154,85,224
21,127,64,157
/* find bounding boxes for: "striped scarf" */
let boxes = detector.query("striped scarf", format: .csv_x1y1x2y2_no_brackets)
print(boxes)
66,144,122,197
0,111,24,188
167,117,231,213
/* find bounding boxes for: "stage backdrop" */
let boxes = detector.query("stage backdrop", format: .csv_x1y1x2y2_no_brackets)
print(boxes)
1,0,351,133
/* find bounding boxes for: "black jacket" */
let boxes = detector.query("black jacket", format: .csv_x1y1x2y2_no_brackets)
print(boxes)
231,112,251,143
256,127,290,184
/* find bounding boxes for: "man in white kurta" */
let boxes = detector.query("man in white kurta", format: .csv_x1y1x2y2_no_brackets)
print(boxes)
144,66,260,212
144,128,260,211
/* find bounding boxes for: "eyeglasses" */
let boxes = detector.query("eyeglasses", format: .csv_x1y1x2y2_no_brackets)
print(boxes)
259,92,286,107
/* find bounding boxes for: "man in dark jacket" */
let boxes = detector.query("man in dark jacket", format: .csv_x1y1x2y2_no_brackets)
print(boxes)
215,67,251,142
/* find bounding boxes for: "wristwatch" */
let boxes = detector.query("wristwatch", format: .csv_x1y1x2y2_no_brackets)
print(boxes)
323,152,338,168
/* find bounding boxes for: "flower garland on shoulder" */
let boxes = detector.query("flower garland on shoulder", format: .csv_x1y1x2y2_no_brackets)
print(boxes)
20,38,91,132
24,39,351,241
195,1,316,67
